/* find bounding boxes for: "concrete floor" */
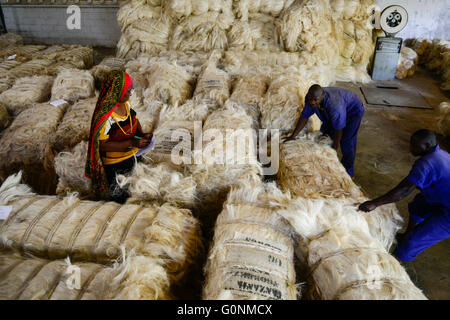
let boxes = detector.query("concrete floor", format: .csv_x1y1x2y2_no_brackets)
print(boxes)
339,68,449,300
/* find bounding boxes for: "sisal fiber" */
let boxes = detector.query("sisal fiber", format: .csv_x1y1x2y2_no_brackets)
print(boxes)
50,68,95,103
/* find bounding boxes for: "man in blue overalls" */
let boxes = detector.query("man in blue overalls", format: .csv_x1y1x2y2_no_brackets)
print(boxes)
284,84,365,177
359,129,450,262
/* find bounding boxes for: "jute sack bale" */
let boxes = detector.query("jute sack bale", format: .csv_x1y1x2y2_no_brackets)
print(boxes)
0,102,11,131
0,172,203,282
52,96,98,152
194,58,231,107
0,75,54,116
169,12,234,52
278,197,427,300
0,252,171,300
203,182,298,300
437,102,450,136
278,132,403,250
144,61,194,106
51,68,95,103
54,141,91,197
0,33,23,48
0,102,68,194
117,162,197,208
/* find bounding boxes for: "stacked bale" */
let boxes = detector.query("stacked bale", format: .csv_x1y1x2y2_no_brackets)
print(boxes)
0,75,54,116
90,56,126,89
0,33,23,48
279,197,427,300
52,96,98,152
437,102,450,136
8,59,54,79
203,182,298,300
0,172,203,284
0,102,11,131
50,68,95,103
278,132,403,250
0,252,171,300
0,102,68,194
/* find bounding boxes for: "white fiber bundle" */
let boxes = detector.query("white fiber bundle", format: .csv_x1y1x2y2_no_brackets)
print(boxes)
169,12,234,52
233,0,294,20
0,75,54,116
278,197,426,300
437,102,450,136
0,102,68,194
117,15,171,60
0,102,11,131
334,65,372,84
396,46,419,79
52,96,97,152
8,58,53,79
0,33,23,48
51,68,95,103
54,141,91,197
279,132,364,199
278,132,402,249
158,98,211,123
0,252,171,300
228,13,280,51
194,60,231,106
0,174,202,281
203,182,298,300
56,46,94,70
117,0,162,28
0,73,14,94
261,68,314,133
129,90,158,133
90,56,125,89
117,162,196,208
144,61,194,106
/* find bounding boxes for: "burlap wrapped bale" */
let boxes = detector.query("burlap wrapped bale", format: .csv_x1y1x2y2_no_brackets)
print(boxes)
0,102,68,194
203,181,298,300
0,75,54,116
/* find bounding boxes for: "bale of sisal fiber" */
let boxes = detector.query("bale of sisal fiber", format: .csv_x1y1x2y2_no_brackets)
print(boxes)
117,162,197,208
0,102,11,131
0,102,68,194
0,75,54,116
278,132,403,250
278,197,427,300
0,33,23,48
437,102,450,136
52,96,97,152
0,73,14,94
0,172,202,282
90,56,125,89
260,68,314,134
158,98,211,123
194,58,231,106
396,46,419,79
203,181,298,300
129,89,158,133
233,0,294,20
50,68,95,103
0,252,171,300
54,141,91,197
144,61,194,106
55,46,94,70
169,12,234,52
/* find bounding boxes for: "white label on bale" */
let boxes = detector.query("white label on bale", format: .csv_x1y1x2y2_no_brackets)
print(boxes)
50,99,68,107
225,244,289,278
222,266,288,300
7,54,16,60
0,206,13,220
232,232,289,255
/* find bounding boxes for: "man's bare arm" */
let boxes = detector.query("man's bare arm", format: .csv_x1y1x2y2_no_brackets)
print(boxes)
284,117,309,142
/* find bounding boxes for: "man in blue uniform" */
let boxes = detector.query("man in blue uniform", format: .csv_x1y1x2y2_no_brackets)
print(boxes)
359,129,450,262
284,84,365,177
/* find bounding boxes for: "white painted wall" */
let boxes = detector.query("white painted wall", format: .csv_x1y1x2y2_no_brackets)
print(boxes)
376,0,450,39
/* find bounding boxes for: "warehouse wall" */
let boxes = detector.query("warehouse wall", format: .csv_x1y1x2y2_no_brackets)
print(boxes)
1,4,121,47
376,0,450,39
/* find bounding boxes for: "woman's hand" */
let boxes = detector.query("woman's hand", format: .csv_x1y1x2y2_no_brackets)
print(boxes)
132,138,150,148
358,201,378,212
142,133,153,140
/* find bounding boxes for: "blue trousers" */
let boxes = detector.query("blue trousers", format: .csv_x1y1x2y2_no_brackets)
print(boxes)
321,114,363,177
395,193,450,262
